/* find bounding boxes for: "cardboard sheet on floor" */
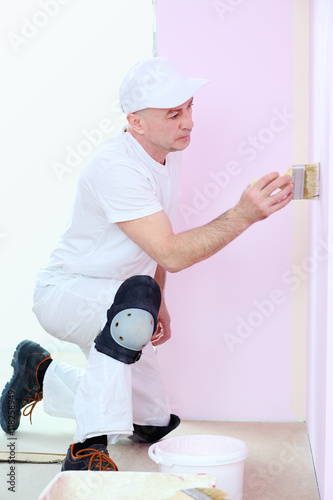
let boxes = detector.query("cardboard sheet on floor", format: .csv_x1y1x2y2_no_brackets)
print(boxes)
38,471,216,500
0,451,65,463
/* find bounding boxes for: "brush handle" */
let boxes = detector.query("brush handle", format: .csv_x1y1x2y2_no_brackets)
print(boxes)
279,165,293,189
250,166,293,188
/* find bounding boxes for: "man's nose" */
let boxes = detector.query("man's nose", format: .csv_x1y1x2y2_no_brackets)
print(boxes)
180,110,194,130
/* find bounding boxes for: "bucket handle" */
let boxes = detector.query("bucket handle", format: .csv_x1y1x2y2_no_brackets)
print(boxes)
148,443,174,467
148,443,160,464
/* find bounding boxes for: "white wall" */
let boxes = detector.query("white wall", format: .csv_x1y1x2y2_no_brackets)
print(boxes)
0,0,154,352
307,1,333,498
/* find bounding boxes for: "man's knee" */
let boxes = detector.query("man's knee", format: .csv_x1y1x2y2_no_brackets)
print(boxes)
94,275,161,364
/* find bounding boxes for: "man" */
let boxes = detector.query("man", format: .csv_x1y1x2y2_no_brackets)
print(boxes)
0,57,293,471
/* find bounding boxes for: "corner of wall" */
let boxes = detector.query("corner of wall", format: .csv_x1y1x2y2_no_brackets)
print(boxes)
290,0,310,422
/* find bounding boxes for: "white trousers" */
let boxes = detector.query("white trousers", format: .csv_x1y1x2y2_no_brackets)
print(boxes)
32,276,170,444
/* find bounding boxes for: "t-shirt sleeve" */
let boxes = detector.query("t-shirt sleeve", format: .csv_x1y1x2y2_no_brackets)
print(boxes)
95,164,163,223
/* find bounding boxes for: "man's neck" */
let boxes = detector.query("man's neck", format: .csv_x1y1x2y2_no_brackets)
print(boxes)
126,128,167,165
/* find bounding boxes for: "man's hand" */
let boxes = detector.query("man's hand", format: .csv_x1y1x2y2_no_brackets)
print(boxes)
151,297,171,346
234,172,294,224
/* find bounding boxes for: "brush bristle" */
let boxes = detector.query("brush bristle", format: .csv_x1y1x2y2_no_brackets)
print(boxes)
303,162,320,199
196,488,229,499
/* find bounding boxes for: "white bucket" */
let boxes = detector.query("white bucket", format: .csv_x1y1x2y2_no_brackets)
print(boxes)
148,435,248,500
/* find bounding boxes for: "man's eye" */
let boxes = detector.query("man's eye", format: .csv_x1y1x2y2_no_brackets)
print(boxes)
170,114,178,119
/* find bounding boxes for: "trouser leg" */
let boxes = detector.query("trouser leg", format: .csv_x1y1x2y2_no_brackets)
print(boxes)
43,361,84,419
131,342,170,426
73,345,133,443
130,342,180,443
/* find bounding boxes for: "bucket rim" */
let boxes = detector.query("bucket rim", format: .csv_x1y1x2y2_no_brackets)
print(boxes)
148,434,248,467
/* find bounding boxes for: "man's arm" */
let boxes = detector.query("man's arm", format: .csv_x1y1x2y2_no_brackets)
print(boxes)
151,264,171,346
154,264,167,291
117,172,293,273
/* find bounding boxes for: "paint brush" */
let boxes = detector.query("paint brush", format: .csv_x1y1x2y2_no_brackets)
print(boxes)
251,162,320,199
283,162,320,199
166,487,229,500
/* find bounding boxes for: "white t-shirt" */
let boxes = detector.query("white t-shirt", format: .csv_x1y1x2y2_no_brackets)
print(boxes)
36,129,182,286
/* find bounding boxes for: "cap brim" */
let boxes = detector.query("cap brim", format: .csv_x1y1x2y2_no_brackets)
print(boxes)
137,78,210,112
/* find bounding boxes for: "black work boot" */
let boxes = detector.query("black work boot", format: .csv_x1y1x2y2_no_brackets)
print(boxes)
128,414,181,443
0,340,51,433
62,443,118,471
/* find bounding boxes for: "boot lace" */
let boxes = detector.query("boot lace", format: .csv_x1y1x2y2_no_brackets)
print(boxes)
23,392,43,424
76,448,118,471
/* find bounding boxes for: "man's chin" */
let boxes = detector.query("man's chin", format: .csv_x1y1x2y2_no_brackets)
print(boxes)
171,136,191,151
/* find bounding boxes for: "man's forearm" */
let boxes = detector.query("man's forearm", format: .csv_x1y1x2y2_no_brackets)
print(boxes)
163,205,251,273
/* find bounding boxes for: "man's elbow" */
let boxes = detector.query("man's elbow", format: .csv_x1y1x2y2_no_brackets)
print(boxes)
163,263,182,274
153,237,189,273
158,255,187,274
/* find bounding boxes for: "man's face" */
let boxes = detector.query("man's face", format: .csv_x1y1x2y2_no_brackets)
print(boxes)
135,97,194,162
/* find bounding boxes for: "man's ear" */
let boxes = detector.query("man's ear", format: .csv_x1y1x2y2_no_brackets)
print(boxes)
127,112,145,135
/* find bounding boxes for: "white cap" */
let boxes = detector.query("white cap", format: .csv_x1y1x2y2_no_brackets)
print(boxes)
119,57,209,114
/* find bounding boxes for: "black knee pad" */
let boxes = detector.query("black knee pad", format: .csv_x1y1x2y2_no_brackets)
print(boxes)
94,275,161,364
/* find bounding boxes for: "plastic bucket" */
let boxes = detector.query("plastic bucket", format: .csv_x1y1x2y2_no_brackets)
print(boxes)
148,435,248,500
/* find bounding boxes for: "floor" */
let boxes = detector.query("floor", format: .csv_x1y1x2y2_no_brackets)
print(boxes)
0,413,319,500
0,350,320,500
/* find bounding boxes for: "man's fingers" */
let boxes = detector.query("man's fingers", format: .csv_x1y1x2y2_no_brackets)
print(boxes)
238,170,293,224
262,175,292,198
252,172,292,196
268,191,294,213
269,182,294,205
151,320,171,346
151,322,163,340
267,174,292,193
252,172,280,191
151,331,170,346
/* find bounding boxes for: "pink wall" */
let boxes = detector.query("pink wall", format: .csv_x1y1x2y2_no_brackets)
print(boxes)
307,1,333,498
155,0,295,420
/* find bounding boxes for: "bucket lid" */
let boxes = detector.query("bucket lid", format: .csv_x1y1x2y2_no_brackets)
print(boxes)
149,435,248,467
